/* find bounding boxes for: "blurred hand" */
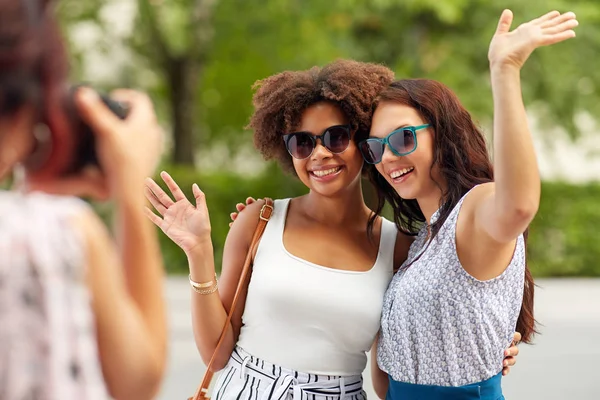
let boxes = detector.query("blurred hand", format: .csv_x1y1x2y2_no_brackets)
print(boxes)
228,197,256,227
488,10,578,70
502,331,522,376
24,88,163,200
145,171,211,254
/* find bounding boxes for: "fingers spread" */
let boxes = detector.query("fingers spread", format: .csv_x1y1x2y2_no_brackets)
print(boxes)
541,29,577,45
144,206,164,228
533,10,561,25
160,171,187,202
192,183,207,209
145,186,167,215
542,11,577,28
145,177,174,208
543,18,578,35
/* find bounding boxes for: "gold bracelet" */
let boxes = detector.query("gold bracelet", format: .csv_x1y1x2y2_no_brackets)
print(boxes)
189,273,217,288
191,282,218,295
189,274,218,295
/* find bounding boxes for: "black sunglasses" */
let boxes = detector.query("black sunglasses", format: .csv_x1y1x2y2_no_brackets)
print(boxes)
282,125,352,160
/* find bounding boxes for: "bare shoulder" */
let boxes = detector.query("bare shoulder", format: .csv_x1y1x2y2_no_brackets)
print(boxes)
69,206,113,251
68,207,123,286
459,182,496,218
219,198,271,312
225,199,268,247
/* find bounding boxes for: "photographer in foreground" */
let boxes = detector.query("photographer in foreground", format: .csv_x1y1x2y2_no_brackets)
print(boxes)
0,1,167,399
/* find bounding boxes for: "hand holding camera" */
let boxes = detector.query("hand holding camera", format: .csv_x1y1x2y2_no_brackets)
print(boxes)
24,88,164,201
0,0,163,201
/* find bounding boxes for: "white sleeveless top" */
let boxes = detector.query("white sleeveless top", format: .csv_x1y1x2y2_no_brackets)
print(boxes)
237,198,397,376
378,189,526,386
0,191,109,399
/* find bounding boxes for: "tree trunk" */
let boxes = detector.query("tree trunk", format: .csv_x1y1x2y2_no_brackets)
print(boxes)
168,56,200,165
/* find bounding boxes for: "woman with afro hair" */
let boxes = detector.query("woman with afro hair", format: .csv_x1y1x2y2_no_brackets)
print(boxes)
145,59,518,400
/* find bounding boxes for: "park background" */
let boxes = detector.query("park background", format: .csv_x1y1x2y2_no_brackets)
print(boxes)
54,0,599,398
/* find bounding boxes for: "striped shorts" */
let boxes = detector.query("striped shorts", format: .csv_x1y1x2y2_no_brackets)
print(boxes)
212,347,367,400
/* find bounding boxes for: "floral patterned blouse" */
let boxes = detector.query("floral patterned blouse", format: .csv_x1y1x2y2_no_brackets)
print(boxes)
378,188,526,386
0,191,109,400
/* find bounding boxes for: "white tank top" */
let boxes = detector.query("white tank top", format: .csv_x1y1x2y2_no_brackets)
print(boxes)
236,198,397,376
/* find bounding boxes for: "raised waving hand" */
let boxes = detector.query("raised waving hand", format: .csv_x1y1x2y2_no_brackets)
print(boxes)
145,171,211,254
488,9,577,70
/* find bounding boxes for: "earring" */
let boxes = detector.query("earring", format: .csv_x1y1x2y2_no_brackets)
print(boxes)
23,123,53,171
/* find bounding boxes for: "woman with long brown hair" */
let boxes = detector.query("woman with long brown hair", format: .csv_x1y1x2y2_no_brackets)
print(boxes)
361,9,578,399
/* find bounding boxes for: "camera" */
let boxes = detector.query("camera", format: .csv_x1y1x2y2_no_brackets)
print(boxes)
22,86,130,179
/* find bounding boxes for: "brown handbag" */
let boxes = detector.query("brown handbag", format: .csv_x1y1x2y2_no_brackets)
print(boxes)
188,198,274,400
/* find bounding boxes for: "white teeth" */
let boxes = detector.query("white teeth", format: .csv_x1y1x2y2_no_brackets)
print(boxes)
312,167,341,177
390,167,414,179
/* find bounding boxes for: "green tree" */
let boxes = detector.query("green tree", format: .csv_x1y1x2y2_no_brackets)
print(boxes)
131,0,217,165
341,0,600,137
57,0,355,166
57,0,599,165
57,0,218,165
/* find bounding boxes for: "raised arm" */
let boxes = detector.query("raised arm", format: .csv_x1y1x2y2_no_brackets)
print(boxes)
145,173,266,370
473,10,577,244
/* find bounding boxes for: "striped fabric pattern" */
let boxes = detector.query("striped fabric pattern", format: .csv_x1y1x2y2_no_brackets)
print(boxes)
213,347,367,400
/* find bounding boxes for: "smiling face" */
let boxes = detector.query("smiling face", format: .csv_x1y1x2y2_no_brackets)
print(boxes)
290,102,364,198
369,101,441,201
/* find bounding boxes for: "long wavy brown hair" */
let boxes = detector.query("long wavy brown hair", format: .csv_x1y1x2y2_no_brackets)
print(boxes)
367,79,536,343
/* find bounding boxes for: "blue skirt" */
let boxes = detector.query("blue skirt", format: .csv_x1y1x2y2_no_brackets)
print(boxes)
386,372,504,400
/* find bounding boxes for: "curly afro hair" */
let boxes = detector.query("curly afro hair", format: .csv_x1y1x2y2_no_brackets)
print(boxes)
247,59,394,173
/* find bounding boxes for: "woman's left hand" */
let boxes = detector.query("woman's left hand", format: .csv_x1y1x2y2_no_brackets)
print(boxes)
488,9,578,71
502,331,521,376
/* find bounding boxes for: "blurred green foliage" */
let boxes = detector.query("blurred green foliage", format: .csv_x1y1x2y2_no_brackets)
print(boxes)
57,0,600,166
528,182,600,277
53,0,599,277
139,166,600,277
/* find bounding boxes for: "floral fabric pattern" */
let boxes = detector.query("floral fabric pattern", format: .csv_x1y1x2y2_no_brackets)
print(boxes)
0,192,108,400
378,190,526,386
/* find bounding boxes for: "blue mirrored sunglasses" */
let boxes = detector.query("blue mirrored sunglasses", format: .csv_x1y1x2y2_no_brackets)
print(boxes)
358,124,431,164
